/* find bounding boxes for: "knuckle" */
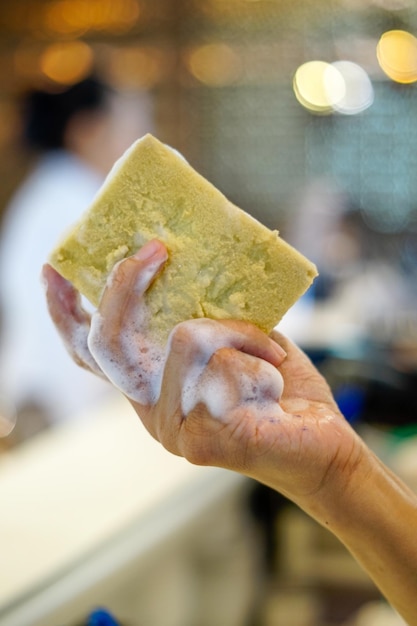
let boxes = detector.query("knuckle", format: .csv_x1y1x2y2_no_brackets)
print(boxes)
169,320,199,355
169,318,218,358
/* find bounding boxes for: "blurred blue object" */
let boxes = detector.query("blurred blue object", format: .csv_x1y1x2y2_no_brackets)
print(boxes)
334,383,366,424
87,608,120,626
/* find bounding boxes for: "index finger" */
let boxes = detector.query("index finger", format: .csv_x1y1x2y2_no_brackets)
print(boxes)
270,330,339,409
96,239,168,343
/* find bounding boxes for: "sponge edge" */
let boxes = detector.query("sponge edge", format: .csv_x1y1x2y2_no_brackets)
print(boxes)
49,134,318,342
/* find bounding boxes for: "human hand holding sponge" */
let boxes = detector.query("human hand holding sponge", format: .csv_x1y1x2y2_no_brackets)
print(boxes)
43,137,417,626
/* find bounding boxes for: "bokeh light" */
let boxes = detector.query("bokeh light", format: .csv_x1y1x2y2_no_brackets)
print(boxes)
185,43,242,86
371,0,414,11
377,30,417,84
106,46,166,89
43,0,140,36
40,41,94,85
293,61,345,114
331,61,374,114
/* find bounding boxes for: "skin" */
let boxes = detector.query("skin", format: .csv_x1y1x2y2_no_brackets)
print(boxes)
43,239,417,624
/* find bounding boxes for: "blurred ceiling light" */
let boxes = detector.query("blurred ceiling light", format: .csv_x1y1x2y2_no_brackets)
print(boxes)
341,0,412,9
43,0,140,36
40,41,94,85
371,0,413,9
331,61,374,114
377,30,417,83
186,43,242,86
293,61,345,114
107,47,164,89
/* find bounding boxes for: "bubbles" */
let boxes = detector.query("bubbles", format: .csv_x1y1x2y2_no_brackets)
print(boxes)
174,320,284,420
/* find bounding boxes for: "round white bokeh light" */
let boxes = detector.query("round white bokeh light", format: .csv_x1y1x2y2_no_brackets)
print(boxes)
331,61,374,114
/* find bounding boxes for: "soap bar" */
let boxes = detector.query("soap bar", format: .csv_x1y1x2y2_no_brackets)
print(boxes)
49,134,317,342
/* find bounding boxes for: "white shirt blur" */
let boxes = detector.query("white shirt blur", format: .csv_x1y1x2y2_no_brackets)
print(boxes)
0,87,155,424
0,151,113,422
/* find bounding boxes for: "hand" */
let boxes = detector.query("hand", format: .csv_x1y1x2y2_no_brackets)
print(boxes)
43,239,362,505
43,241,417,625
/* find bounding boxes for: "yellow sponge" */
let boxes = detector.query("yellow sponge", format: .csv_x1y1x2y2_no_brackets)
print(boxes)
49,134,317,342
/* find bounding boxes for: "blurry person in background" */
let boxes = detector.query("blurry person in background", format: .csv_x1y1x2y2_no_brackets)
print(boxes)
0,76,154,442
282,178,417,351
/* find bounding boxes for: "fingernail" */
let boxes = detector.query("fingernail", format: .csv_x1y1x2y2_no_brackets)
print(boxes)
135,239,165,262
273,341,287,361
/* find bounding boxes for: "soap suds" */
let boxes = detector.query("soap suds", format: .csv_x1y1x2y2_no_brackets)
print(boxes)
175,320,284,420
87,252,170,403
89,311,284,423
183,363,284,422
89,311,165,404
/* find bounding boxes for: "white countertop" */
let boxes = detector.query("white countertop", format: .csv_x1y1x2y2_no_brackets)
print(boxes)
0,394,246,626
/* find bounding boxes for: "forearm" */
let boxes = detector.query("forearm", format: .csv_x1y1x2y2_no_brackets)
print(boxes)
300,444,417,624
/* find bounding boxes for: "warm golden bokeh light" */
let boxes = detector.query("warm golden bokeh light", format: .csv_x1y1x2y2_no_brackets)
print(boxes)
43,0,140,37
293,61,345,114
106,46,165,89
186,43,242,86
40,41,94,85
377,29,417,83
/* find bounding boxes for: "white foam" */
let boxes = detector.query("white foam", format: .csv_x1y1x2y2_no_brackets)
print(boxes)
183,364,284,422
169,320,284,420
88,309,165,405
87,251,170,403
89,311,284,421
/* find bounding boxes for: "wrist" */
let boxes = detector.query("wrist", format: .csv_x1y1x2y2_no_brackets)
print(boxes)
297,436,417,623
297,432,377,533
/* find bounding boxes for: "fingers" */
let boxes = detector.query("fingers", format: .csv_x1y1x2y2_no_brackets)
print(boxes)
270,329,340,411
183,347,284,467
87,240,169,404
43,263,89,327
189,346,284,419
218,320,287,366
42,264,105,378
158,318,286,422
168,318,287,371
95,239,168,345
144,343,284,461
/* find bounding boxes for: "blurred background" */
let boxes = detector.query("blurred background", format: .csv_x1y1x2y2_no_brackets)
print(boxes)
0,0,416,625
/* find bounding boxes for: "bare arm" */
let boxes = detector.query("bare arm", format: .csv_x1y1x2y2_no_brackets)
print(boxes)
43,240,417,624
267,332,417,625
